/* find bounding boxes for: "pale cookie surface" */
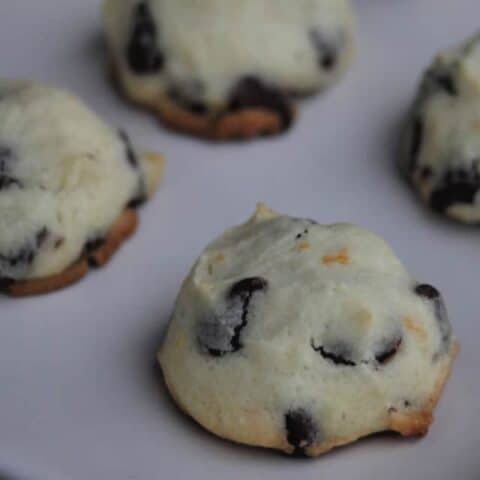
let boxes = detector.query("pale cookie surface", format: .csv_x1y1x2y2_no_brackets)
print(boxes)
104,0,355,138
0,79,161,283
402,32,480,223
159,204,457,456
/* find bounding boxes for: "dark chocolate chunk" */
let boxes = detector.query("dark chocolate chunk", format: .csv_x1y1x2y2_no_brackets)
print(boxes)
0,277,13,291
0,146,21,189
425,69,457,96
415,284,440,300
0,230,47,283
0,229,49,279
197,276,268,356
118,130,139,169
0,146,13,171
127,2,165,74
127,195,147,209
429,165,480,213
295,229,309,240
118,130,148,207
228,276,268,301
415,284,452,352
0,247,34,270
285,408,319,455
309,30,338,71
167,86,209,115
85,237,105,253
35,228,49,248
54,237,65,249
374,336,402,365
419,166,433,180
85,237,106,267
227,276,268,352
0,175,22,190
227,76,293,129
311,340,356,366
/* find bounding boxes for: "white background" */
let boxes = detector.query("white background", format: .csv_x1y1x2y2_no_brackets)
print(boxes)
0,1,479,478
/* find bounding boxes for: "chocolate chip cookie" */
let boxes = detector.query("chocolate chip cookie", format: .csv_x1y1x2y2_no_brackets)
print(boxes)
103,0,355,140
401,32,480,223
158,204,458,456
0,80,164,296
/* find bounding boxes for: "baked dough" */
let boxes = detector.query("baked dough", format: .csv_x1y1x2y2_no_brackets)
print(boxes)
104,0,355,139
0,80,164,294
402,32,480,223
159,204,458,456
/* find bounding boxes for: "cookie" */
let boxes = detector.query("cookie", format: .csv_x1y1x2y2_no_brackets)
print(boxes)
401,32,480,223
0,80,164,296
103,0,355,140
158,204,458,456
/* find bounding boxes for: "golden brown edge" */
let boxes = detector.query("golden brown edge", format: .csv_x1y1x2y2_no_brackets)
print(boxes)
5,208,139,297
387,340,460,435
110,60,295,141
159,340,459,457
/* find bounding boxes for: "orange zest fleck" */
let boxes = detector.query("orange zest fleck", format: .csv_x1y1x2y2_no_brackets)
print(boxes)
214,253,225,263
322,248,350,266
403,317,427,340
296,242,311,252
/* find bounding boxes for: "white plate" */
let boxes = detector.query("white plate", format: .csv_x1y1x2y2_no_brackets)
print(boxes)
1,0,479,478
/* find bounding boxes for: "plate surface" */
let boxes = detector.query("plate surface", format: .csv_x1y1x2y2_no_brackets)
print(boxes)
0,1,479,478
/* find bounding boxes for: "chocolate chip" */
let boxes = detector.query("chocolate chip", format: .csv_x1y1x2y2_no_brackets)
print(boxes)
295,229,309,240
227,276,268,351
0,174,22,190
408,117,424,173
36,228,49,248
227,76,293,130
197,276,268,356
415,284,440,299
374,336,402,364
54,237,65,249
167,86,209,115
118,130,148,207
0,147,21,189
127,2,164,74
285,409,319,455
311,340,356,366
0,277,13,292
429,165,480,213
0,229,51,276
85,237,106,267
415,284,451,352
425,69,457,96
127,196,147,209
309,30,338,71
118,130,139,169
85,237,105,253
0,146,13,171
419,166,433,180
0,245,35,273
228,276,268,301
